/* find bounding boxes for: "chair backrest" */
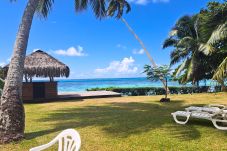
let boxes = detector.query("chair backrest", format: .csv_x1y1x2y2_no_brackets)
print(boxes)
30,129,81,151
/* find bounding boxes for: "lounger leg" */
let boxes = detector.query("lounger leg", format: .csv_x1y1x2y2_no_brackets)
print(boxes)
172,113,190,125
212,119,227,130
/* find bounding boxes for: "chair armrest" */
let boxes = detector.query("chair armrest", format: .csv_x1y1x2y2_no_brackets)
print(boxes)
30,136,59,151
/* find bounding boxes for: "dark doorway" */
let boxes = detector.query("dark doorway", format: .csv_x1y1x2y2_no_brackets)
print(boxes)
33,82,45,99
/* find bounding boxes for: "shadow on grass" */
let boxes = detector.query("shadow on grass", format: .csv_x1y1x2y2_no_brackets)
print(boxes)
26,100,208,141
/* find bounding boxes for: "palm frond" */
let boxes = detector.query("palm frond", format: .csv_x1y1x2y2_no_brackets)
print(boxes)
177,36,195,47
175,15,196,38
75,0,106,19
163,38,177,48
75,0,88,11
107,0,131,19
36,0,54,18
169,29,178,37
170,49,181,65
179,72,188,84
170,48,190,65
186,58,194,81
74,0,130,19
212,57,227,82
208,22,227,45
175,59,189,76
90,0,106,19
199,43,216,55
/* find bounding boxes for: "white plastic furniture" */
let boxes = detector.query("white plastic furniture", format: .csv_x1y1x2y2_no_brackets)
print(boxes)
185,104,226,113
30,129,81,151
171,104,227,130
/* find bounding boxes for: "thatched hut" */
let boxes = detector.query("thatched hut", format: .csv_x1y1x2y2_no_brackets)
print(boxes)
3,50,70,101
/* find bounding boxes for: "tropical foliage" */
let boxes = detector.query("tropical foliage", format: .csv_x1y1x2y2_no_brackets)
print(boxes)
199,1,227,83
87,86,220,96
35,0,131,19
144,65,171,99
163,15,209,85
163,1,227,90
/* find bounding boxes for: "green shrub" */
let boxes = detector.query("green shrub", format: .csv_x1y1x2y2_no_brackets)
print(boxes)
0,78,4,96
0,78,4,88
87,86,221,96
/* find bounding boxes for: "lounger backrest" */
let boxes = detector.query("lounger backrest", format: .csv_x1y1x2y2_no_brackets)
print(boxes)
30,129,81,151
185,106,221,113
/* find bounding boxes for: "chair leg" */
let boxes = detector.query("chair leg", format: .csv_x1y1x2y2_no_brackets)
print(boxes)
212,119,227,130
172,113,190,125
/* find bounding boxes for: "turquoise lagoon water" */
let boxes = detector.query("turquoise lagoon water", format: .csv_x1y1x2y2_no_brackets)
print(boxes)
56,77,212,93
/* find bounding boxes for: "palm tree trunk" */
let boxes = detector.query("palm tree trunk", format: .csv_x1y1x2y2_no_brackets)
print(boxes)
121,18,169,92
220,80,227,92
165,78,168,99
0,0,39,143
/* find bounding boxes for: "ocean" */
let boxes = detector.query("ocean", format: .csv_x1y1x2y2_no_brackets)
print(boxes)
56,77,210,93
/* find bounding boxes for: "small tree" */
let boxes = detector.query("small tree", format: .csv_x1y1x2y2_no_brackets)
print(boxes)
144,65,172,102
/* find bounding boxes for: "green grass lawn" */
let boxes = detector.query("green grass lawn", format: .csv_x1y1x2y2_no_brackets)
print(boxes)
1,93,227,151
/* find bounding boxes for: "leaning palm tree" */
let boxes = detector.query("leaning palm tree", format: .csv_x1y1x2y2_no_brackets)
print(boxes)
120,18,157,68
121,18,169,91
0,0,130,143
106,0,168,90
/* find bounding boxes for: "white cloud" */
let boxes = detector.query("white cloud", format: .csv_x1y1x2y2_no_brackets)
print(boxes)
128,0,169,5
95,57,138,77
116,44,127,49
0,62,5,67
54,46,87,57
0,57,11,67
7,58,11,62
133,49,144,55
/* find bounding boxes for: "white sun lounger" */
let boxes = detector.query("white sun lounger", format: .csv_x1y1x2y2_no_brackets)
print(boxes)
171,105,227,130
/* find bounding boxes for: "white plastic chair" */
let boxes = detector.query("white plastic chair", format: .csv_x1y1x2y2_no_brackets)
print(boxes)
30,129,81,151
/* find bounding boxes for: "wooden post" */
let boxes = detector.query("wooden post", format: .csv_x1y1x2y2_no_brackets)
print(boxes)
25,75,28,83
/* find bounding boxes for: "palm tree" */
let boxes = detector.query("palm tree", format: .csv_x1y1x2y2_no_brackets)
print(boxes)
198,1,227,90
0,0,130,143
163,15,212,85
164,2,227,90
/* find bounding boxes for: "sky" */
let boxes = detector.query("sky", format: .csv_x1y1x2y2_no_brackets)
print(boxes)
0,0,221,79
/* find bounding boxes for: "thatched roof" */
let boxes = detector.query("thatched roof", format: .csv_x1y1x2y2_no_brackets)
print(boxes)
4,50,70,78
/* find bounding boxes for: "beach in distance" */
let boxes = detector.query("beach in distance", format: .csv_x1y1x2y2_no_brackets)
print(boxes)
55,77,212,92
